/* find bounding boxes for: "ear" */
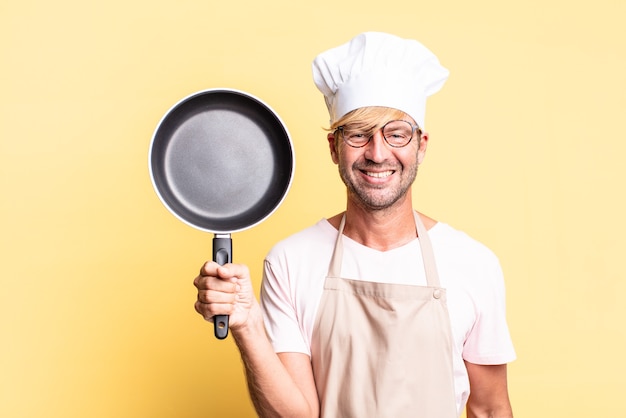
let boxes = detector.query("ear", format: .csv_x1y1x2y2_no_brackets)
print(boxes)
417,131,429,165
328,132,339,164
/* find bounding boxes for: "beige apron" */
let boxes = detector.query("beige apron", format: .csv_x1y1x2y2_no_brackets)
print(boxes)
311,212,457,418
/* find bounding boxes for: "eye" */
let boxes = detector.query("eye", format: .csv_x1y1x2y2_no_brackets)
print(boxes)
387,131,406,138
343,129,369,141
387,130,409,140
349,132,367,138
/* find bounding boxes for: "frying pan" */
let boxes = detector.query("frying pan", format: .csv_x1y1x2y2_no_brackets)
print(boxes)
149,88,294,339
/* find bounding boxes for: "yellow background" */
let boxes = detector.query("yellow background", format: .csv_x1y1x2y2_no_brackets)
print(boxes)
2,0,624,417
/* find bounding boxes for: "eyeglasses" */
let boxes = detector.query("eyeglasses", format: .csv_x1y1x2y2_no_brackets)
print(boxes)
336,120,421,148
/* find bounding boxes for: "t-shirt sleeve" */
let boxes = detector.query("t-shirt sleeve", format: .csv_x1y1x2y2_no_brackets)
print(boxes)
260,258,311,356
462,260,516,365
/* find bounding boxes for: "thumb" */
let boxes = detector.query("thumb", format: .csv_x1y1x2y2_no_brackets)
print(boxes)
216,263,250,282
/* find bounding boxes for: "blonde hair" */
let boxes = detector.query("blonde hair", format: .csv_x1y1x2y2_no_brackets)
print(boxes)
328,106,414,132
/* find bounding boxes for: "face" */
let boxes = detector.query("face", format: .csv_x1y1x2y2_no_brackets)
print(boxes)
328,119,428,211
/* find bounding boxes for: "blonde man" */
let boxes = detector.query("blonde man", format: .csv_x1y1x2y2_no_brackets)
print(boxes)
195,32,515,418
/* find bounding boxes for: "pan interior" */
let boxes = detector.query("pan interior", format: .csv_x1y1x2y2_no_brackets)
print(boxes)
151,91,293,232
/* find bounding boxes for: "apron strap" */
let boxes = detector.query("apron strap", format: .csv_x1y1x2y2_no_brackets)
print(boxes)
327,214,346,278
413,211,441,288
328,212,441,288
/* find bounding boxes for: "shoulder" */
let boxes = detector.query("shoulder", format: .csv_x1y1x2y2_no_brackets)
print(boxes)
266,219,337,263
429,222,504,292
430,222,500,265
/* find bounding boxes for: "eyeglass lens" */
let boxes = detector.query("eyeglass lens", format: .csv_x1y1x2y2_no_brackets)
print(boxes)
340,120,417,148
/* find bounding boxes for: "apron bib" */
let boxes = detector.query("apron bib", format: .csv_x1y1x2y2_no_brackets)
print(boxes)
311,212,457,418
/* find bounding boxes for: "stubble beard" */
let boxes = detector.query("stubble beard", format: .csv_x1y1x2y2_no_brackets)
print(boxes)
339,159,419,211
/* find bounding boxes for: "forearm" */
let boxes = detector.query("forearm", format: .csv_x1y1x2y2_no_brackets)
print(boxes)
466,407,513,418
465,362,513,418
232,303,317,418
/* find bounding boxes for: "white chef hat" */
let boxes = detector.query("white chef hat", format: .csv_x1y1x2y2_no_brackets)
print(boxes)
312,32,449,128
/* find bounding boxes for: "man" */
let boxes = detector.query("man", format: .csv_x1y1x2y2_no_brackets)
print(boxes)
194,32,516,417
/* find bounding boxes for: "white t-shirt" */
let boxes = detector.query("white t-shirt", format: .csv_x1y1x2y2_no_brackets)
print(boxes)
260,219,516,414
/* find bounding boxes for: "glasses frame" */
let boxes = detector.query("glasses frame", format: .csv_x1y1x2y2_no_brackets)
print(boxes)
336,119,421,148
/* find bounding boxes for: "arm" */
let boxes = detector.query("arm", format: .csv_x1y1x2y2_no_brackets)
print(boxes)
465,362,513,418
235,319,319,418
194,262,319,418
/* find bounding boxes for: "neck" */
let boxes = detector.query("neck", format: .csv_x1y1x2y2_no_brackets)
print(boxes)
341,196,419,251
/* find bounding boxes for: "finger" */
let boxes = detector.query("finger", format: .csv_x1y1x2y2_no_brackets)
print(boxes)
202,261,249,279
193,274,205,290
194,300,210,319
193,273,216,290
194,300,235,321
199,261,221,277
194,264,238,290
199,261,235,283
197,288,237,304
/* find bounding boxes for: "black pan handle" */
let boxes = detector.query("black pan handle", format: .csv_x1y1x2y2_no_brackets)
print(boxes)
213,234,232,339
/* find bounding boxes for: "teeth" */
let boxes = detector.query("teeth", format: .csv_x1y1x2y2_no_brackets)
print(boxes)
366,170,393,178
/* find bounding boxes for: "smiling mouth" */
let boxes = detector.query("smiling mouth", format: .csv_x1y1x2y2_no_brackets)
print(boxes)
364,170,394,178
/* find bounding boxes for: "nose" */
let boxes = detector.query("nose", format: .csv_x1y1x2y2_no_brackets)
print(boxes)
363,130,389,162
